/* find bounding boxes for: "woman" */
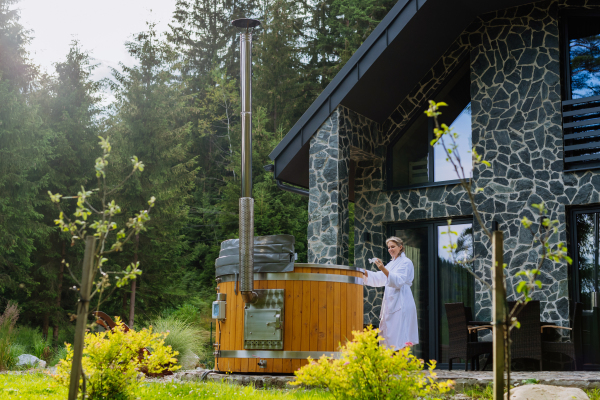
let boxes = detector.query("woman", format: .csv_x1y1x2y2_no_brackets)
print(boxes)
364,236,419,350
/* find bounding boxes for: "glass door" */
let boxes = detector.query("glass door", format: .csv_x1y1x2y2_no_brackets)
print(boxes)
393,226,430,361
389,219,474,365
437,223,475,364
572,208,600,366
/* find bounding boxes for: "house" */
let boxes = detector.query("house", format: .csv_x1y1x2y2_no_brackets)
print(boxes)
269,0,600,367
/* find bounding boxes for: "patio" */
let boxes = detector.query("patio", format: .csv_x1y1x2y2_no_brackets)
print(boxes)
433,370,600,391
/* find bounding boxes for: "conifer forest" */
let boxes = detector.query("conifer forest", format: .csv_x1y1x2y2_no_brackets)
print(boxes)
0,0,396,343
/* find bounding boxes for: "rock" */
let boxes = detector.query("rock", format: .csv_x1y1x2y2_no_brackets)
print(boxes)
16,354,46,368
504,384,589,400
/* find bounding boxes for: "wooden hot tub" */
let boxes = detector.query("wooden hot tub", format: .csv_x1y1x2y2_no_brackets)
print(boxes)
214,263,364,373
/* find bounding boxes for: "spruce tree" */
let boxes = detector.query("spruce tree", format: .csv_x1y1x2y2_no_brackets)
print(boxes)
107,25,198,325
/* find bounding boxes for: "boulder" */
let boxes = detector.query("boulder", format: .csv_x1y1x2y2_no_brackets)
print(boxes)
16,354,46,368
505,384,588,400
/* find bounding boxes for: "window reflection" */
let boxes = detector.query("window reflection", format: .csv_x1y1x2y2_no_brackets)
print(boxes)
438,223,474,363
434,103,472,182
577,213,596,308
569,18,600,99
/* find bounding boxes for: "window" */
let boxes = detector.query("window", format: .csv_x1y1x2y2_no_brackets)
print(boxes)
565,15,600,100
388,61,472,189
562,14,600,171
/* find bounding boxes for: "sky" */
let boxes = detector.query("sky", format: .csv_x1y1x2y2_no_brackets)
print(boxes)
18,0,178,100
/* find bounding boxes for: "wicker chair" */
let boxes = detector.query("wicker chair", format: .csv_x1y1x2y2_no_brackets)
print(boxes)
507,300,542,370
445,303,493,371
541,302,583,370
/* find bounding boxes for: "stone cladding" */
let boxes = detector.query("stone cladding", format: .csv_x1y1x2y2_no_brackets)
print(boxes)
307,108,350,265
308,0,600,328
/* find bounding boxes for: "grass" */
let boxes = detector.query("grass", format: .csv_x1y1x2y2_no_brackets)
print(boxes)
4,370,600,400
147,314,210,370
0,373,66,399
0,372,333,399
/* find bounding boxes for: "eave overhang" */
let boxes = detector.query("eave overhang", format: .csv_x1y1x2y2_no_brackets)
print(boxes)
269,0,538,188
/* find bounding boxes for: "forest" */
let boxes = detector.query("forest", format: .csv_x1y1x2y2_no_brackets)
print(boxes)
0,0,396,343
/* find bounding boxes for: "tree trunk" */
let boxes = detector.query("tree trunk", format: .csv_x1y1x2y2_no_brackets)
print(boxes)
68,236,96,400
42,314,49,338
128,234,139,328
53,241,66,343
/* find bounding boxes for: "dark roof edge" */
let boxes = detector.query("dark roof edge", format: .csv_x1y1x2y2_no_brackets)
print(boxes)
268,0,422,162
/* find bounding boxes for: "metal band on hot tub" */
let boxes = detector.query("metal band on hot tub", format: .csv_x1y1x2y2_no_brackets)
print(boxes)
218,273,364,285
218,350,342,359
293,263,365,272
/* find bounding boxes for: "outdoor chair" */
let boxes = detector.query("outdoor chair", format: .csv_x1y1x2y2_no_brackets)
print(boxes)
445,303,492,371
541,302,583,370
507,301,542,370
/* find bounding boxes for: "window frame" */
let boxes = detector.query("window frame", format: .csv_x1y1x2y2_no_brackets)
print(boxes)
385,58,471,191
568,205,600,305
560,10,600,102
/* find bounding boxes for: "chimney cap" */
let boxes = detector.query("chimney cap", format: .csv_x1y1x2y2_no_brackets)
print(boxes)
231,18,261,28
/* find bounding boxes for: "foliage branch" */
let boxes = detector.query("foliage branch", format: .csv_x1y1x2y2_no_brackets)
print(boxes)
47,136,155,311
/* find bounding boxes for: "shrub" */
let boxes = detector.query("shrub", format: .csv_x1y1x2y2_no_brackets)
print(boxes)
53,317,180,399
148,315,209,370
290,326,454,400
49,344,68,367
14,326,52,361
0,302,19,371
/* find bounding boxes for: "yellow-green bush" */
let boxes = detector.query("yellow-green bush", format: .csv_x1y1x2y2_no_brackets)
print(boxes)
52,318,180,399
290,326,454,400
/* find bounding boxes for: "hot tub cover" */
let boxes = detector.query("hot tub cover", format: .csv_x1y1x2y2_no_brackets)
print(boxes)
215,234,295,277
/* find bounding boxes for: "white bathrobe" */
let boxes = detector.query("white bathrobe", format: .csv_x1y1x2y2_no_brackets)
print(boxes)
364,252,419,349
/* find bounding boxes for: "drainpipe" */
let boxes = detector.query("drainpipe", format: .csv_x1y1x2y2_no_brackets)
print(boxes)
233,18,260,304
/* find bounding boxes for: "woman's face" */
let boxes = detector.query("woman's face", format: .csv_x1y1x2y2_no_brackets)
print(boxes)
388,242,402,259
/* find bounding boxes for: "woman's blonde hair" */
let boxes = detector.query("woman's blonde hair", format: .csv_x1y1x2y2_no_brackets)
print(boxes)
386,236,404,249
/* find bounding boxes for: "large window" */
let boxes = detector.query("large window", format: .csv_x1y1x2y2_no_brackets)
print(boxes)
565,15,600,99
388,62,472,189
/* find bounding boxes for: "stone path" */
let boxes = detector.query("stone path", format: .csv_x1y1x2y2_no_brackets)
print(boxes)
434,371,600,390
150,369,600,390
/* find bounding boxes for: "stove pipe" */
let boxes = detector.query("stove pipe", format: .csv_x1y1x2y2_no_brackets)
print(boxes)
233,18,260,304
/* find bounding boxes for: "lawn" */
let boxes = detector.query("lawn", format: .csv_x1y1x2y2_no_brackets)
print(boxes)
0,372,333,399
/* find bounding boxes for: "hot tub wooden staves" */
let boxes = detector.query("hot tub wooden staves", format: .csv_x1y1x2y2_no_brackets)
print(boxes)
214,263,364,373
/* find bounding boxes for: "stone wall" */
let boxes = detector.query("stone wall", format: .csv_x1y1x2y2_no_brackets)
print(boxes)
307,107,350,265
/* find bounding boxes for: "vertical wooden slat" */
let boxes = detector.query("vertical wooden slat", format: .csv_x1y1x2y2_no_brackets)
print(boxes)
292,280,303,372
341,279,348,345
326,279,334,351
234,286,243,372
302,280,311,352
318,275,327,352
310,277,319,352
333,271,341,351
348,281,355,344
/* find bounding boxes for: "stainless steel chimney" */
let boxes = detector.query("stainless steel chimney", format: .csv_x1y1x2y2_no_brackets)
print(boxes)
232,18,260,304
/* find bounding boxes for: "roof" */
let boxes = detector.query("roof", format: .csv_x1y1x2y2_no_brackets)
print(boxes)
269,0,537,188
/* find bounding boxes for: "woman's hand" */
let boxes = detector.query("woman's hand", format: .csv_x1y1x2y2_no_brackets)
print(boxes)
375,259,389,277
